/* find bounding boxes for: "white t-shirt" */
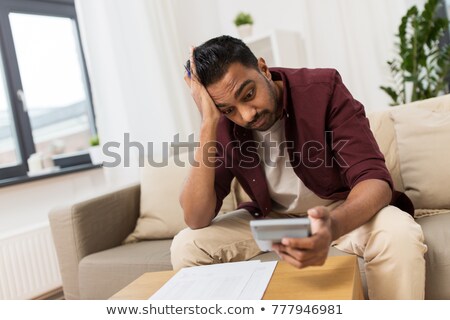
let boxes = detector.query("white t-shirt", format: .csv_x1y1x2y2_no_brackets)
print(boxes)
253,118,333,214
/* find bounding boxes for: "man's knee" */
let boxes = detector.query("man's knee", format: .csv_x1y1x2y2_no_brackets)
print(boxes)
369,206,427,258
170,227,213,271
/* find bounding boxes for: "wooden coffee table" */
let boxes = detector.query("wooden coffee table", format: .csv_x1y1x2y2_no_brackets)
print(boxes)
110,255,364,300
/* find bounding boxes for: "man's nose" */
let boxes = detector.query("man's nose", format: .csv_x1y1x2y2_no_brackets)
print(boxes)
240,106,257,123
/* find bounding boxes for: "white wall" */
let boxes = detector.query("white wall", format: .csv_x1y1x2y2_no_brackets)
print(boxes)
172,0,222,56
216,0,306,40
0,168,109,238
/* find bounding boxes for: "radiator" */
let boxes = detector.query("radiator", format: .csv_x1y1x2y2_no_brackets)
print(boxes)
0,225,62,299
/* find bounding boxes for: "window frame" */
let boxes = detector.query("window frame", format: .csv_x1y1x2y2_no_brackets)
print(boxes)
0,0,97,182
438,0,450,92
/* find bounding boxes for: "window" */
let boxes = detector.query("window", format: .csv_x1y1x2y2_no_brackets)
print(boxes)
446,0,450,25
0,0,96,182
440,0,450,92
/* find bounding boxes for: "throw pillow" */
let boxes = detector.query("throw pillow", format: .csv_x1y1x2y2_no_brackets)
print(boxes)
391,105,450,210
124,152,237,243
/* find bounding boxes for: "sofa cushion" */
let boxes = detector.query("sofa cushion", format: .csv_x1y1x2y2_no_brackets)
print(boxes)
416,212,450,299
367,110,404,192
390,99,450,210
79,240,173,299
414,209,450,219
124,152,237,243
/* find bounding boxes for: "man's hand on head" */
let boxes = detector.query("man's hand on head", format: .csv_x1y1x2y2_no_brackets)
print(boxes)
272,206,333,269
184,47,222,123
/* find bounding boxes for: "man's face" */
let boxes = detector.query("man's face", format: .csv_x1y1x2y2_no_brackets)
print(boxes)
206,60,282,131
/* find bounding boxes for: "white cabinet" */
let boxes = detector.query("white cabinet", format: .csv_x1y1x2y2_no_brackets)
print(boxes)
244,30,305,68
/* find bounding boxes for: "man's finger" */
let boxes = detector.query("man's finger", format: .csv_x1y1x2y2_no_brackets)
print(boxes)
278,245,315,261
189,46,198,76
279,249,326,269
184,73,191,87
307,206,330,220
278,251,322,269
278,252,302,268
295,255,327,268
281,236,315,250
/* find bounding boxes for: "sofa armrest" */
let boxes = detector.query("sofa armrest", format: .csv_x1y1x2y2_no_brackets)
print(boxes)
48,183,140,299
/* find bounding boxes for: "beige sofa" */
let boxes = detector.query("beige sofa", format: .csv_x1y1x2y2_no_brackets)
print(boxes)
49,95,450,300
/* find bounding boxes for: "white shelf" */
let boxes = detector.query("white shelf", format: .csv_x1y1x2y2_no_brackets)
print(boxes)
244,30,305,68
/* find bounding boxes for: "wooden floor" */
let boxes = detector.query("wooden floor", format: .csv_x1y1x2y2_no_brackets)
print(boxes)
34,287,65,300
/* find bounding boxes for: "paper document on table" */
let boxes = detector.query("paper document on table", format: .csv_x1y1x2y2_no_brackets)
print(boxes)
238,261,278,300
149,260,277,300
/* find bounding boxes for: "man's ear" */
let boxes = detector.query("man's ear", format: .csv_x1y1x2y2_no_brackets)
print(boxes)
257,57,271,80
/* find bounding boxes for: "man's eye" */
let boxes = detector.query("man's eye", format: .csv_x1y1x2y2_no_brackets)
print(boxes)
245,89,254,99
222,108,234,115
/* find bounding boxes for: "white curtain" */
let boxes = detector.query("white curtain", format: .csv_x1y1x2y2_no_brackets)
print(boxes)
75,0,198,186
299,0,426,110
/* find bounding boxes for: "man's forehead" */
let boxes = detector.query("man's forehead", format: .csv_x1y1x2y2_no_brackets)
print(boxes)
208,76,239,100
207,64,256,105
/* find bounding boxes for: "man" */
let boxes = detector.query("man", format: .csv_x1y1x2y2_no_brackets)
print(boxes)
171,35,427,299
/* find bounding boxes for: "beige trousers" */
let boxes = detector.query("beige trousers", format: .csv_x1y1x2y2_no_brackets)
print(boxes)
171,204,427,300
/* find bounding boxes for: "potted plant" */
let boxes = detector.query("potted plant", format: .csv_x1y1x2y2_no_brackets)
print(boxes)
234,12,254,39
380,0,450,105
88,134,103,165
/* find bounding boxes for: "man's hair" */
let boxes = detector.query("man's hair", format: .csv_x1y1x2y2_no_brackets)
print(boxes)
186,35,258,86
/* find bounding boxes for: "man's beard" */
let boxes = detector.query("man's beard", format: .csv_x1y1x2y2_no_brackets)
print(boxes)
246,77,280,130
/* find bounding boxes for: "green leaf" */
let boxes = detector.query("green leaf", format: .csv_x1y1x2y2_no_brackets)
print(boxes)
380,86,400,105
380,0,450,103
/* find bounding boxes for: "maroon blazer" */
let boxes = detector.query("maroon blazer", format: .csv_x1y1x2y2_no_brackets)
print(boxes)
212,68,413,217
